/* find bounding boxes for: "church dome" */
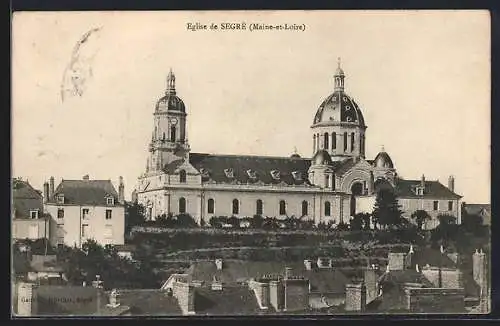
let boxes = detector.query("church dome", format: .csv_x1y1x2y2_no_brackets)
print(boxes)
156,94,186,113
155,69,186,113
312,150,333,166
312,59,365,127
373,149,394,169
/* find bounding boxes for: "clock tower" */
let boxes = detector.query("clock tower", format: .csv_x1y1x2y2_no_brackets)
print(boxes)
146,68,190,173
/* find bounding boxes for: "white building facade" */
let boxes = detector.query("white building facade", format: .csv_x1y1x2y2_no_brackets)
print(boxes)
44,175,125,247
135,63,462,228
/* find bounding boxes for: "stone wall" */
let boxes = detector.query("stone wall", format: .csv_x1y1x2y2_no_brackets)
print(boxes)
404,287,465,313
269,280,284,311
248,280,269,310
421,267,463,289
363,269,378,304
283,279,309,312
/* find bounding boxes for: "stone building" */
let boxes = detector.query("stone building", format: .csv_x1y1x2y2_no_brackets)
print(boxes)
43,175,125,247
135,61,462,227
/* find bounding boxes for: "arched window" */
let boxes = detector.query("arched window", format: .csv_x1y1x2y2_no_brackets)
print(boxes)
170,126,176,142
343,132,348,151
301,201,308,216
279,200,286,215
208,198,215,214
162,132,166,141
232,199,239,215
313,135,316,152
317,134,320,150
256,199,263,216
332,132,336,150
351,132,355,152
179,170,187,183
324,133,329,149
179,197,186,214
324,201,331,216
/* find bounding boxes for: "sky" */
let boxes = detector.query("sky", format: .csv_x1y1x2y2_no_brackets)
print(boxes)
12,10,490,203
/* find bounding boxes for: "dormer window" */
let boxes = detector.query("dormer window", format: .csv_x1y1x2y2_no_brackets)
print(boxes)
292,171,302,181
106,196,114,206
224,168,234,178
415,186,424,196
246,169,257,180
270,170,280,180
30,210,39,219
346,116,352,122
56,194,64,204
200,168,210,178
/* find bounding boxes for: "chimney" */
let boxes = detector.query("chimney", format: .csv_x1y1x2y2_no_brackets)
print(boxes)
473,249,487,297
83,174,90,181
448,175,455,192
421,174,425,188
107,289,121,308
49,176,55,197
345,283,367,312
43,182,49,204
364,268,378,304
215,259,223,270
304,259,312,271
118,176,125,204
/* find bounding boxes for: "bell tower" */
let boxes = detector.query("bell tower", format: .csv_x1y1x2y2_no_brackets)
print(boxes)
147,69,190,173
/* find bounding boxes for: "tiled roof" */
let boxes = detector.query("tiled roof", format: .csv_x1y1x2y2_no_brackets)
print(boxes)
410,248,457,269
186,260,351,294
30,255,65,273
194,286,261,315
115,289,182,315
12,179,44,219
463,204,491,216
394,179,461,199
189,153,314,186
47,179,121,206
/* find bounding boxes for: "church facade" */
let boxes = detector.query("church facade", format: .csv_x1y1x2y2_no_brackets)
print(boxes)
134,63,462,229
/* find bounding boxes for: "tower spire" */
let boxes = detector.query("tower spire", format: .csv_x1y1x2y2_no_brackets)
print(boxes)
334,57,345,92
166,68,176,95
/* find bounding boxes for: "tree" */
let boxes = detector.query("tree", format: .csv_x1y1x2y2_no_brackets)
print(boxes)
411,210,431,230
125,202,146,232
176,213,198,228
251,214,264,229
350,214,364,231
372,189,404,229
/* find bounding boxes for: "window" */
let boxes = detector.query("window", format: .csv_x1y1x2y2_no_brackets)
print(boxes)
82,224,89,238
179,197,186,214
247,169,257,179
170,126,176,142
325,175,330,188
279,200,286,215
313,135,316,151
351,132,355,152
82,208,89,219
325,201,331,216
332,176,336,190
433,201,439,211
270,170,280,180
57,209,64,219
162,132,166,141
224,168,234,178
448,201,453,211
332,132,336,149
256,200,263,215
179,170,187,183
105,209,112,220
324,133,329,149
106,197,114,205
302,201,308,216
292,171,302,181
343,132,348,151
30,210,39,219
57,195,64,204
232,199,239,215
208,199,215,214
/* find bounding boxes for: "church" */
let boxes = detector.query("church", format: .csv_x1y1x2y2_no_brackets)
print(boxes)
134,61,462,229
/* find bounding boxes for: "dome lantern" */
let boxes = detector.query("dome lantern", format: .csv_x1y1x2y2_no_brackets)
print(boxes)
334,57,345,92
166,68,176,96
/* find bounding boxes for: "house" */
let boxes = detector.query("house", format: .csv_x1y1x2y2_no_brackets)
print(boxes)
12,178,53,244
27,255,66,285
44,175,125,247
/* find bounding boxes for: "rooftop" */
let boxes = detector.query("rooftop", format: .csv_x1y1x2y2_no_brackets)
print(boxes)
47,179,122,206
